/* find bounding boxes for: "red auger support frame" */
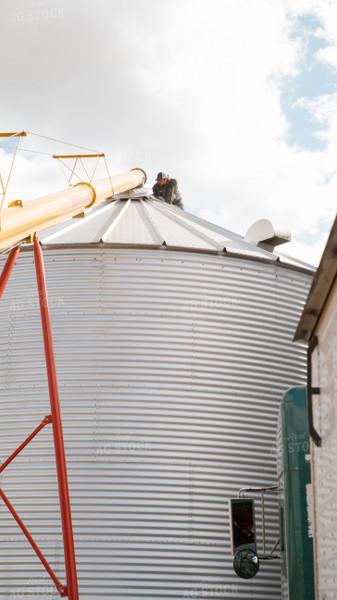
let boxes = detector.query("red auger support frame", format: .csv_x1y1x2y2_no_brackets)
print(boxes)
0,237,79,600
0,245,20,300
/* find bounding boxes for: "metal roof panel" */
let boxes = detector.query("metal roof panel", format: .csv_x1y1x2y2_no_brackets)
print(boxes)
37,195,315,272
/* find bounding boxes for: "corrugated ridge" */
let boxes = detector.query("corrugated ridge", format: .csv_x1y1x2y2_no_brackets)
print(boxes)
0,248,312,600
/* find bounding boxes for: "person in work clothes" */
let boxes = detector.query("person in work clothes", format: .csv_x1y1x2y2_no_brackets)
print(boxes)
152,172,183,209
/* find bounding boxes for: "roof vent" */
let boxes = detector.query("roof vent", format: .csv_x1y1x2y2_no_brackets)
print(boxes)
245,219,291,251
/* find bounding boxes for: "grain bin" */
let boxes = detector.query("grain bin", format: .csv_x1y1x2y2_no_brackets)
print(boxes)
0,191,313,599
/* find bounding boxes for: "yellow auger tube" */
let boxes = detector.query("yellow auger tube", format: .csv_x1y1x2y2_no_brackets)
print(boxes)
0,168,147,250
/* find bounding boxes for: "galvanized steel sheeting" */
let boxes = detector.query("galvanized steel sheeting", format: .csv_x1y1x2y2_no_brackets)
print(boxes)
0,246,312,599
38,196,315,275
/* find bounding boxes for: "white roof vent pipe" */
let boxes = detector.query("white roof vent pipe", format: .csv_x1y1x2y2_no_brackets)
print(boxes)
245,218,291,252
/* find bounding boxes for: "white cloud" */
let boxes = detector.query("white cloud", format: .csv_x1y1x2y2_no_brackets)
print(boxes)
283,231,330,266
0,0,336,266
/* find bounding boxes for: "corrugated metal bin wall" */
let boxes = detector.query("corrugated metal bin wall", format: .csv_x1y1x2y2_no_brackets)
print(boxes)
0,246,312,599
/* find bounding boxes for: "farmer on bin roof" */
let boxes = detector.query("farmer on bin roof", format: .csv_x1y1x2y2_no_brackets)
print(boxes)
152,172,183,209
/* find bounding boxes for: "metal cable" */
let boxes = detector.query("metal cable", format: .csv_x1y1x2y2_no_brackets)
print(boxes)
26,131,101,153
0,144,53,156
56,158,85,184
103,155,114,197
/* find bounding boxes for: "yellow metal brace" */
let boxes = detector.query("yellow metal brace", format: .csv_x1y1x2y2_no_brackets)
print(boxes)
0,132,26,210
53,153,105,187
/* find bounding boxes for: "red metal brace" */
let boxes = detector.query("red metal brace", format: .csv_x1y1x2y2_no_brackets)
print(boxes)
0,245,20,300
0,415,52,475
0,489,67,597
0,238,79,600
34,234,79,600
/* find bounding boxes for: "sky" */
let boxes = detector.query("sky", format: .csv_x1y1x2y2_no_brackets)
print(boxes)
0,0,336,265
